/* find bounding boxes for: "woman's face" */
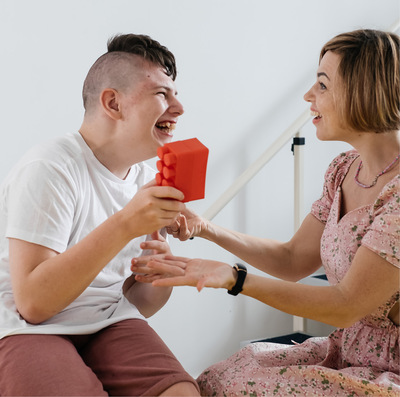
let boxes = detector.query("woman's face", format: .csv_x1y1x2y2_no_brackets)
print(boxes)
304,51,350,142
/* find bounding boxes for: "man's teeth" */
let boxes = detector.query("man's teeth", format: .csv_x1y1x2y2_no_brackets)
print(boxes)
311,111,322,118
157,122,176,130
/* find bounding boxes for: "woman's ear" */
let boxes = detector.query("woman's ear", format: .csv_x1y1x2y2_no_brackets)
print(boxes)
99,88,123,120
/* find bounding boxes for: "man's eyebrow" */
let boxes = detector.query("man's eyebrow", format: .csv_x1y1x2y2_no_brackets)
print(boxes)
317,72,330,80
155,85,178,95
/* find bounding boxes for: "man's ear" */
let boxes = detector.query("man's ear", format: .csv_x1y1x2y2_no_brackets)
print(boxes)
99,88,123,120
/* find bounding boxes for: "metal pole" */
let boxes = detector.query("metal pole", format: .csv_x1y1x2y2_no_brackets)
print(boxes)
292,132,306,333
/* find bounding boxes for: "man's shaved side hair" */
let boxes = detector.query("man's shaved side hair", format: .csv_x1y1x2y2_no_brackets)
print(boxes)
82,34,177,113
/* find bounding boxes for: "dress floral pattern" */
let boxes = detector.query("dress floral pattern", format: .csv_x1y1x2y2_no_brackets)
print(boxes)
197,151,400,396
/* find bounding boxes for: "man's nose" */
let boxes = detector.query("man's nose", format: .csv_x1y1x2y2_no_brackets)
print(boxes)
171,97,184,116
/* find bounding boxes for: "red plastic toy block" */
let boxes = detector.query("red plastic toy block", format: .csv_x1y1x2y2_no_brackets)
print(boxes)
156,138,209,202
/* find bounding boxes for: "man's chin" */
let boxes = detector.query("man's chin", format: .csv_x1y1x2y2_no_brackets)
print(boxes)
155,134,173,148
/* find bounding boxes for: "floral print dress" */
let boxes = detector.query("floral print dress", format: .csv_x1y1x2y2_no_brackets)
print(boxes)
197,151,400,396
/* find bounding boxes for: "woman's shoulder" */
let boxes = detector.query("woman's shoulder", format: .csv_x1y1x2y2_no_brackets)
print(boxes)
328,150,359,172
311,150,359,222
323,150,359,189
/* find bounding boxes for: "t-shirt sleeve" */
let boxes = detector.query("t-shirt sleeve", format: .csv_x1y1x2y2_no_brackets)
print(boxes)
362,176,400,268
5,160,76,253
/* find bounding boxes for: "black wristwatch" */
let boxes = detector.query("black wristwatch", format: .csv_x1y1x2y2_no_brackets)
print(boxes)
227,263,247,296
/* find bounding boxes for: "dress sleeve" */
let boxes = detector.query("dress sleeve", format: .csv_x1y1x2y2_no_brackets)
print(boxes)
362,175,400,268
311,152,356,224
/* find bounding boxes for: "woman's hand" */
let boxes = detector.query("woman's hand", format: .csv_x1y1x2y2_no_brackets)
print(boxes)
165,207,209,241
131,255,236,292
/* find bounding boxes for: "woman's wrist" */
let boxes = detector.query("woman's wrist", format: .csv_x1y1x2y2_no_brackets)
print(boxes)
200,219,217,241
227,264,247,296
226,266,238,290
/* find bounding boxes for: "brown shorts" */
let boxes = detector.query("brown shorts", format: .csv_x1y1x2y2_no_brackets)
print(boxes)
0,319,198,396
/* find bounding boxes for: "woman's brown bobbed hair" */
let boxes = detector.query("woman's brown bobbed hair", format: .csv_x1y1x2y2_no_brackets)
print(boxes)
320,29,400,133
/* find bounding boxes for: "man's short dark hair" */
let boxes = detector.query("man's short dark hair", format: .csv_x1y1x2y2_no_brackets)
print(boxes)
107,34,177,80
82,33,177,112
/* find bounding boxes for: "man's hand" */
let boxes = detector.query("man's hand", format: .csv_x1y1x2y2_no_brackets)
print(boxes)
122,180,185,239
140,230,171,256
123,229,174,317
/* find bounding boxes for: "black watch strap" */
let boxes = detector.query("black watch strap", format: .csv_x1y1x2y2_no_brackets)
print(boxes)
227,263,247,296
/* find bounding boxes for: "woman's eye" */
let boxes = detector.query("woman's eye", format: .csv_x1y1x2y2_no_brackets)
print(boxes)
158,92,167,98
319,82,327,90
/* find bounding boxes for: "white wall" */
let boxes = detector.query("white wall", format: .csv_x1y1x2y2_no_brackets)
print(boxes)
0,0,398,377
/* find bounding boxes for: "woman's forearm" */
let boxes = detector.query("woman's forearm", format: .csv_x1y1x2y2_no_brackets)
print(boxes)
241,274,354,328
200,214,323,281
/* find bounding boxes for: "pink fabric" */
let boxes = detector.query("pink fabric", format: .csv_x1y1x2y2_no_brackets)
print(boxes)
0,319,198,396
197,151,400,396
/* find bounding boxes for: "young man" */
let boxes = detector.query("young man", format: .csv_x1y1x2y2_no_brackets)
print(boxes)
0,34,200,396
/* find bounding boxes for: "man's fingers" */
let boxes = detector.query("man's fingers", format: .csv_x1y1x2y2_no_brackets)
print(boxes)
132,258,186,276
152,186,185,202
163,255,190,263
147,260,186,275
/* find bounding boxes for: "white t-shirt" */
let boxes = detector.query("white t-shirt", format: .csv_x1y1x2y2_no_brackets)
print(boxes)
0,131,157,338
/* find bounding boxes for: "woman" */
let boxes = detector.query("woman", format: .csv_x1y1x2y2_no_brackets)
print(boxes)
132,29,400,396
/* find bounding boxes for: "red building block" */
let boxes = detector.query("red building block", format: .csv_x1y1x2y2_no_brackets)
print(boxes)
156,138,209,202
